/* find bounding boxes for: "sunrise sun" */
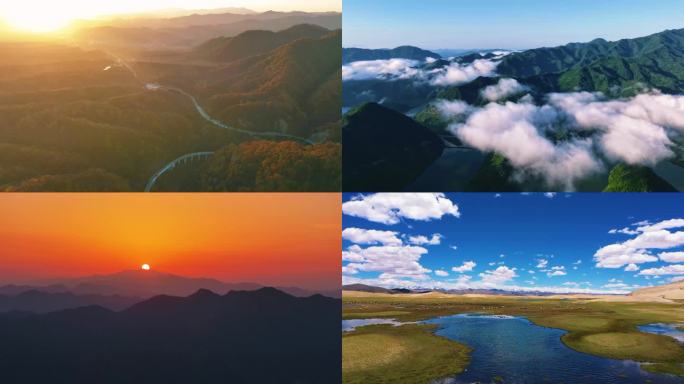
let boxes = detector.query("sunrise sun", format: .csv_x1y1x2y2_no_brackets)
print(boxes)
141,264,151,271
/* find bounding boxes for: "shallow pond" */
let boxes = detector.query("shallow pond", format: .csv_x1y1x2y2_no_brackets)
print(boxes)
424,314,684,384
639,323,684,343
342,318,403,332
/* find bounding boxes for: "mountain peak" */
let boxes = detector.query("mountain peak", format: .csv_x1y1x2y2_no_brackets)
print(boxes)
189,288,221,299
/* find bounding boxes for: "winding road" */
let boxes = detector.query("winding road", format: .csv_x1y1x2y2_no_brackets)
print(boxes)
106,53,316,191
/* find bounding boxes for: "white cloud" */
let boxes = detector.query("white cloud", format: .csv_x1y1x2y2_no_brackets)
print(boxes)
435,270,449,277
452,261,476,273
479,266,517,285
547,266,567,277
409,233,442,245
431,59,499,86
342,244,431,280
481,78,529,102
451,101,603,190
342,193,460,225
449,245,459,251
608,227,639,235
536,259,548,269
625,263,640,272
434,99,472,119
342,59,422,81
640,264,684,276
342,227,401,245
660,251,684,263
544,192,557,198
594,219,684,268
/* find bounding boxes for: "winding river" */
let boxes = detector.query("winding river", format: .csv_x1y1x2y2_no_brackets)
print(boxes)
343,314,684,383
425,314,684,384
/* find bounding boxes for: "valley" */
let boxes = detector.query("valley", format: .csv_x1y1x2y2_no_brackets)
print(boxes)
342,28,684,192
0,10,341,191
343,281,684,383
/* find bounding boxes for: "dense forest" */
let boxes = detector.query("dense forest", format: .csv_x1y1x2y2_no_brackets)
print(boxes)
0,17,341,191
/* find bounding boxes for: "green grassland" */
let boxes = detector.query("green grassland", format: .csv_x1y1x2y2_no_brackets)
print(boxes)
343,324,471,384
343,294,684,382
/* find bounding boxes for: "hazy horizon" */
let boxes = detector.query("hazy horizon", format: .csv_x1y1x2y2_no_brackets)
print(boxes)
344,0,684,50
0,0,341,32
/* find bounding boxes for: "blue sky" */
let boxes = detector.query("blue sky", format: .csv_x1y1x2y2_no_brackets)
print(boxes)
342,193,684,294
343,0,684,50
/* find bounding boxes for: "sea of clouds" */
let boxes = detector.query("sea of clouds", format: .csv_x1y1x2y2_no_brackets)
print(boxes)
435,83,684,190
342,57,499,86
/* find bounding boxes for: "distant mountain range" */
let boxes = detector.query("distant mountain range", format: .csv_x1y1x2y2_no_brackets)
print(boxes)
0,269,339,314
342,28,684,192
75,11,341,48
342,45,441,64
0,288,341,383
344,284,586,297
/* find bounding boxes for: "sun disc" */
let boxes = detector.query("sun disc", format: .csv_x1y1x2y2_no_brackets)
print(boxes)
141,264,151,271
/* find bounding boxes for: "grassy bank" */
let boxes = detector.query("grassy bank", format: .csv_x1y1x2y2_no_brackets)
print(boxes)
343,323,471,384
343,293,684,376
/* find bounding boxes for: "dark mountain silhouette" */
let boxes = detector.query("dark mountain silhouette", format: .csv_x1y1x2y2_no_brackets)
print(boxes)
13,270,332,299
343,102,444,191
0,290,140,313
0,288,341,384
343,46,441,64
195,24,331,62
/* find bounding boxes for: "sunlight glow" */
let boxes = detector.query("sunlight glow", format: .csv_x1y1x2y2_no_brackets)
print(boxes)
141,264,151,271
0,0,341,33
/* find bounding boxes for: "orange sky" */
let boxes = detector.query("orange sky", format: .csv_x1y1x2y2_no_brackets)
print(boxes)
0,193,341,291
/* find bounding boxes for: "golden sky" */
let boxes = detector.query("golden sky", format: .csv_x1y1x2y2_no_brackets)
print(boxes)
0,0,341,32
0,193,341,291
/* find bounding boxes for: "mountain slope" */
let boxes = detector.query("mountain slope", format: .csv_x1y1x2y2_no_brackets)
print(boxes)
343,46,441,64
343,103,444,191
630,279,684,301
195,24,331,62
0,288,341,383
499,28,684,93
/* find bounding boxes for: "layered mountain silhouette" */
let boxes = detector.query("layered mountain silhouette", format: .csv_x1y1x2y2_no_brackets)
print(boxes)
342,46,441,64
0,288,341,383
0,271,338,312
343,103,443,191
0,290,140,313
75,11,341,48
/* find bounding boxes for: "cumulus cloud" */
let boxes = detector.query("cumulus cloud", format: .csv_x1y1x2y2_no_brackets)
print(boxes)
342,193,460,225
639,264,684,276
435,270,449,277
595,218,684,268
342,59,422,81
450,101,603,190
479,266,517,285
434,99,472,119
536,259,548,269
342,244,431,280
342,57,499,87
660,251,684,263
431,59,499,86
625,263,640,272
342,227,401,245
546,266,567,277
452,261,476,273
481,78,530,102
409,233,443,245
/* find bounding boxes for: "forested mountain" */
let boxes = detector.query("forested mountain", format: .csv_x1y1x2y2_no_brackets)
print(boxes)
499,28,684,93
0,288,341,383
0,24,341,191
342,45,440,64
195,24,331,62
343,103,443,191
